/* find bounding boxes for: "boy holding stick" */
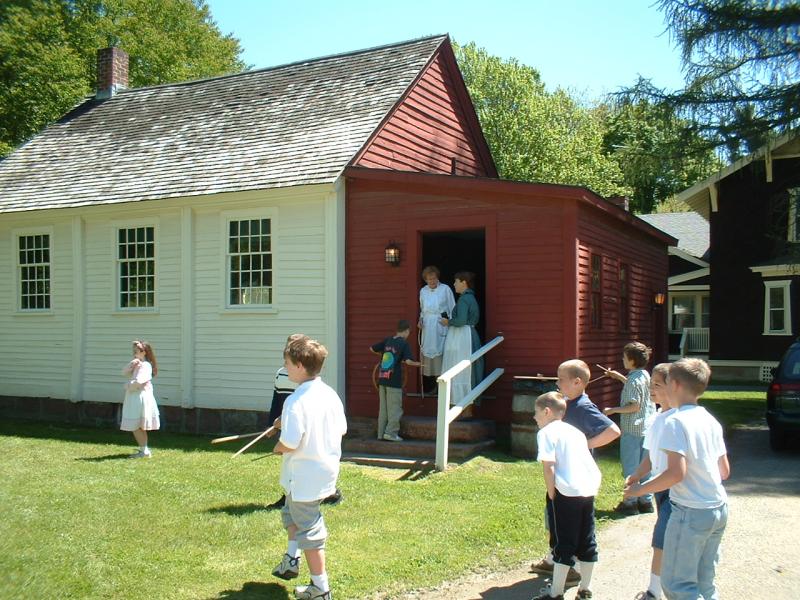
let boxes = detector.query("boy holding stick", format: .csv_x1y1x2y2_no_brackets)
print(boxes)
271,337,347,600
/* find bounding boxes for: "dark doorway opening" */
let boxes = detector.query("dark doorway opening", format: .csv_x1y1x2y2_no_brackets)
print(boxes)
421,230,486,343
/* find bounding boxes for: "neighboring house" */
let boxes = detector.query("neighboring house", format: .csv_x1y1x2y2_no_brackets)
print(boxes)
639,212,710,358
670,131,800,381
0,36,672,431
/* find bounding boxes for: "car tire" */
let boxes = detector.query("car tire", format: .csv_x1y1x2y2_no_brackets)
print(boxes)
769,426,787,452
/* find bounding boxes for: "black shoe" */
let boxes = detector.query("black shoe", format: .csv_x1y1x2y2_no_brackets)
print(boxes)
266,495,286,510
322,488,343,506
638,500,655,514
613,501,639,516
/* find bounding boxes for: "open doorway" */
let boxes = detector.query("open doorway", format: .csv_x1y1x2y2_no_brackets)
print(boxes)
421,230,486,343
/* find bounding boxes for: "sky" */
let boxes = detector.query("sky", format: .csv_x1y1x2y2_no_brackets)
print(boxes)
205,0,688,101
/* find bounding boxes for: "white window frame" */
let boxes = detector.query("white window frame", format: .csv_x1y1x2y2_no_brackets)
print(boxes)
112,220,158,313
14,227,54,313
221,208,277,312
789,188,799,243
763,280,793,336
669,292,709,333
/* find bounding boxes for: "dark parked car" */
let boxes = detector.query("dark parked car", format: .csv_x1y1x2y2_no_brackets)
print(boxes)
767,338,800,451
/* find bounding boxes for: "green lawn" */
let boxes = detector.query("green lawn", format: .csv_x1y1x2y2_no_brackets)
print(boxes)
0,390,762,599
0,421,623,600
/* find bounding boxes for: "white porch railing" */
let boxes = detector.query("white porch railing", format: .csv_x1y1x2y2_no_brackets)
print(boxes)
679,327,710,356
435,335,504,471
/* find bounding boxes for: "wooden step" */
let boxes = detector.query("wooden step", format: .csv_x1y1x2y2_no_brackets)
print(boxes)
400,415,495,442
342,437,495,460
342,454,434,470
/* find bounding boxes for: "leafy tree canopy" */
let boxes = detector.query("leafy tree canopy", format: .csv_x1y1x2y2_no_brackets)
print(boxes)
622,0,800,159
0,0,245,156
455,41,629,199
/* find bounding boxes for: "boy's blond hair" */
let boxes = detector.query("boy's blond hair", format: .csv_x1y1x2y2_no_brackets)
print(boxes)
284,336,328,376
558,359,591,384
668,358,711,397
652,362,671,382
535,391,567,417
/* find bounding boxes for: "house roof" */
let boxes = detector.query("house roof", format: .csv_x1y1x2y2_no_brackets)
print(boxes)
0,35,448,213
671,129,800,219
638,212,710,260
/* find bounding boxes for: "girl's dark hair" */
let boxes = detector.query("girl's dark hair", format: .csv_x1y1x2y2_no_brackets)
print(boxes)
454,271,476,289
623,341,651,369
134,340,158,376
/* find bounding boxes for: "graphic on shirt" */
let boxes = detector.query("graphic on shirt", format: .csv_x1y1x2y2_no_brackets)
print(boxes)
379,351,396,379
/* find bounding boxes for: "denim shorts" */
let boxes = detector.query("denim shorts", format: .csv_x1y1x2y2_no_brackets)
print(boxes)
651,489,672,549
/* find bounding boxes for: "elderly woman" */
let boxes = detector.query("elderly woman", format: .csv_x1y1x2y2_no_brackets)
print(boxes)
441,271,483,409
418,265,456,392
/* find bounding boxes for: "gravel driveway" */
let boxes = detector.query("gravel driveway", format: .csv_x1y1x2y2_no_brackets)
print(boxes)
398,423,800,599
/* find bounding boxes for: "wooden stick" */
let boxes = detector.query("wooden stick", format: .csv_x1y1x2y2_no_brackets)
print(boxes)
587,375,605,385
595,363,611,372
232,426,276,458
210,431,263,444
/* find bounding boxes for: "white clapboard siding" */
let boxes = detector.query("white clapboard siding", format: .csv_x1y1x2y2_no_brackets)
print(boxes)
0,182,341,412
0,216,75,398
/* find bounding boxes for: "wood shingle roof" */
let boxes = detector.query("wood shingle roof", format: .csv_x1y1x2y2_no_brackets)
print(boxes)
0,35,447,213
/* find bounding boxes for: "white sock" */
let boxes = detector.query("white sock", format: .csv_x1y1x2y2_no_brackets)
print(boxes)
286,540,300,558
578,561,594,590
311,572,329,592
551,563,569,596
648,573,661,598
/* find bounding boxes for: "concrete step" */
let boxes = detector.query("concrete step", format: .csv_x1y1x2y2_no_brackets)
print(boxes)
342,437,495,460
400,415,495,442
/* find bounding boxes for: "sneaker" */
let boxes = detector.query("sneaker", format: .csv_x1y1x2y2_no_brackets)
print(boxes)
532,592,564,600
634,592,658,599
637,500,655,514
530,560,580,585
294,582,331,599
321,489,343,506
272,553,301,580
575,590,593,599
613,501,639,516
129,449,151,459
382,433,403,442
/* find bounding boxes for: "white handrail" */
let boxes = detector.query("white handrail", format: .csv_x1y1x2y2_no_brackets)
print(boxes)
435,336,505,471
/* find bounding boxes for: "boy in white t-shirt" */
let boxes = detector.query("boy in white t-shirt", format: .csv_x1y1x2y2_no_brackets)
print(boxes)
271,337,347,600
532,392,601,600
625,363,674,600
624,358,730,600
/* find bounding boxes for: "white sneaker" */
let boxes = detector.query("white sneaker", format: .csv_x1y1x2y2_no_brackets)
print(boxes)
129,449,152,459
382,433,403,442
294,582,331,599
272,553,301,580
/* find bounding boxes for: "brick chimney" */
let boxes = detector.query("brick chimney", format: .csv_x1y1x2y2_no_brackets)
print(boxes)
96,47,128,100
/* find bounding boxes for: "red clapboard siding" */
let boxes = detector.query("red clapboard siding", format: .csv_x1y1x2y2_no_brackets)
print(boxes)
355,51,492,177
575,208,670,408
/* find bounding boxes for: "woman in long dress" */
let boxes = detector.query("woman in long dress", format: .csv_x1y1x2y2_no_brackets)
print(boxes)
418,265,456,392
441,271,483,408
120,340,160,458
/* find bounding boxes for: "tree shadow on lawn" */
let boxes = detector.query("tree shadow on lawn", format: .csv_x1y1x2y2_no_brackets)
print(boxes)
0,419,276,455
212,581,289,599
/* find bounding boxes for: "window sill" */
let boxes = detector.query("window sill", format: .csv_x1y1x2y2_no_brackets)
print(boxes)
13,310,54,316
221,306,279,315
113,309,160,315
763,331,794,336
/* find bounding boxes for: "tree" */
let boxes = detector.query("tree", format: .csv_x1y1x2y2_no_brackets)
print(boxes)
0,0,245,156
454,42,629,198
601,99,722,213
624,0,800,159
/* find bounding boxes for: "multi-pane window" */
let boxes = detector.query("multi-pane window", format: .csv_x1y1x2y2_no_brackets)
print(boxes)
18,234,51,310
228,218,272,306
619,263,629,331
118,226,155,308
590,254,602,329
764,280,792,335
671,295,696,332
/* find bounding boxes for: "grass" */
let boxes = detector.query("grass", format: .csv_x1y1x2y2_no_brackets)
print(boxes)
0,420,623,600
0,389,763,599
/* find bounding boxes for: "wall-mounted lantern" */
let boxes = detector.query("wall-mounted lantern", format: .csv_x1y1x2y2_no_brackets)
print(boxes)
384,242,400,266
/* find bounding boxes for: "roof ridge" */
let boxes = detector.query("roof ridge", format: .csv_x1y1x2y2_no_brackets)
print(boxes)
118,33,449,94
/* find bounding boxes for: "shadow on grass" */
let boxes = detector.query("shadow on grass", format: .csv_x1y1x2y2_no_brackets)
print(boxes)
75,453,133,462
212,581,289,599
206,502,280,516
0,419,279,455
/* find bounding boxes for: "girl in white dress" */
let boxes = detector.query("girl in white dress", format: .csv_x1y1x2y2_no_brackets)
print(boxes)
418,265,456,391
121,340,160,458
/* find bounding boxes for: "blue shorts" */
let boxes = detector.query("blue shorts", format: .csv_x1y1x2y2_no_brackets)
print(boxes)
651,489,672,549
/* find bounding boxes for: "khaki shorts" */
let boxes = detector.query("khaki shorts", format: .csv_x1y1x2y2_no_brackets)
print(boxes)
281,494,328,550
